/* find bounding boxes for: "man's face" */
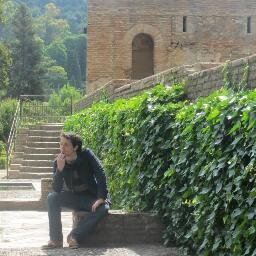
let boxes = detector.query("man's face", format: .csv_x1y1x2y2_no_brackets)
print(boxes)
59,136,77,157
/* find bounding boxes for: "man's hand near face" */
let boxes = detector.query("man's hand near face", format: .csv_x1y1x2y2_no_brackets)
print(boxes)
56,153,65,172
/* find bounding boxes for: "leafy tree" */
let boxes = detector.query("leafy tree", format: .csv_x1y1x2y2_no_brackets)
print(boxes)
0,1,12,98
44,65,68,91
0,98,17,168
45,41,67,68
0,0,4,23
63,34,86,85
35,3,70,45
0,42,11,97
48,84,82,114
66,49,82,88
0,98,17,142
15,0,87,33
9,4,46,97
0,1,18,42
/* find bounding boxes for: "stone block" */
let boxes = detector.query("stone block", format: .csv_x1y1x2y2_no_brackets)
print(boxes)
72,210,164,245
40,178,53,204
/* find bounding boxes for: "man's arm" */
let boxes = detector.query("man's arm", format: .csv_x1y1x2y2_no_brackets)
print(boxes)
86,149,108,200
52,160,64,192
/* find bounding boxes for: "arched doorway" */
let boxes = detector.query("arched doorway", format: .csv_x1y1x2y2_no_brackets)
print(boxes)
132,33,154,79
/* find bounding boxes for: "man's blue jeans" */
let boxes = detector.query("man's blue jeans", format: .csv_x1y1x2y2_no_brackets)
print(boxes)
46,191,109,242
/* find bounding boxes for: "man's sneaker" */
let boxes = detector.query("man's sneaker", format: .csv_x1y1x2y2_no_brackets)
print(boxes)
41,240,63,249
67,234,79,249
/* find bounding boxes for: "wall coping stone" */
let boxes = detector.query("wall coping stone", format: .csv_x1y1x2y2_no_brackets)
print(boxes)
72,210,164,245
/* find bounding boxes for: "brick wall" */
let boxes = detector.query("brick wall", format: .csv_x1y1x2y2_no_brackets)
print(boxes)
74,54,256,111
87,0,256,93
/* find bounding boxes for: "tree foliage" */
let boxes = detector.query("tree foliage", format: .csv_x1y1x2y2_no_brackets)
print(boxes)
45,41,67,69
63,34,86,85
35,3,70,45
0,42,11,96
0,0,5,23
12,0,87,33
9,4,46,97
48,84,82,114
1,1,86,93
44,65,68,91
0,98,17,142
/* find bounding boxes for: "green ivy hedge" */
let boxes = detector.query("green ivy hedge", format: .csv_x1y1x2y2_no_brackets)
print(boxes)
64,84,256,255
0,98,17,168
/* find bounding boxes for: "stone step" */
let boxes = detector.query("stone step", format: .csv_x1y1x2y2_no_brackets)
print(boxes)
15,136,28,144
13,152,24,158
12,160,53,167
8,171,52,179
24,154,56,161
12,154,56,161
28,130,61,137
38,123,63,131
9,123,63,180
26,141,59,148
14,136,59,147
26,136,59,142
10,164,22,170
19,166,53,173
10,158,23,165
22,172,53,179
23,147,59,154
17,128,29,134
14,145,25,151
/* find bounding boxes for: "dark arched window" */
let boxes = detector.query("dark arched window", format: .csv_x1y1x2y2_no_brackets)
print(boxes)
132,33,154,79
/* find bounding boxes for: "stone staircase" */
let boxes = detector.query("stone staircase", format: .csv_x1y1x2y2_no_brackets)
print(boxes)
8,123,63,179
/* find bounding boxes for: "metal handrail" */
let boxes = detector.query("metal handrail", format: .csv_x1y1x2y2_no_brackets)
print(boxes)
5,94,74,178
6,100,21,179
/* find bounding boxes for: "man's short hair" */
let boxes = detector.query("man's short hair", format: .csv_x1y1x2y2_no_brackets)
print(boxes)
60,132,82,154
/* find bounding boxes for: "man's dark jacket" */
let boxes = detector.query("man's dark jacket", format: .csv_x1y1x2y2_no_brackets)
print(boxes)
52,148,108,200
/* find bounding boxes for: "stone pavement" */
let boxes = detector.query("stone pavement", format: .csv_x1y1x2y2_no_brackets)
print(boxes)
0,169,7,179
0,211,178,256
0,179,41,201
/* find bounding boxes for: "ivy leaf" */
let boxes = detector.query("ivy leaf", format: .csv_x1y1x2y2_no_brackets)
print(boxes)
212,237,221,251
231,208,242,219
228,121,241,134
216,181,222,193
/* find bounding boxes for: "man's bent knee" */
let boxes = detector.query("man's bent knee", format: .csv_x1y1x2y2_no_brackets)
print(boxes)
47,192,60,207
96,203,109,218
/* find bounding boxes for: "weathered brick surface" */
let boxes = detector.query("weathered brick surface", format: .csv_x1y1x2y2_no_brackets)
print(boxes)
72,210,164,245
87,0,256,93
75,54,256,111
40,178,53,205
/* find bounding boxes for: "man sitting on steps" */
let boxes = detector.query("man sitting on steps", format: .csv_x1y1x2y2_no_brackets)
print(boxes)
42,132,109,249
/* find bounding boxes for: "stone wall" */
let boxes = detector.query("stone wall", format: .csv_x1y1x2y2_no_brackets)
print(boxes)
74,62,217,111
87,0,256,93
185,55,256,99
72,210,164,245
74,54,256,111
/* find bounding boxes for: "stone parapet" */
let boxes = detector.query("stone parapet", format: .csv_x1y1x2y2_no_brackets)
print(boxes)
40,178,53,206
72,210,164,245
74,62,210,111
75,54,256,112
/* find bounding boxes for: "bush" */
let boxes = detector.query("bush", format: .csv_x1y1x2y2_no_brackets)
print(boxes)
64,84,256,255
0,98,17,169
48,84,82,115
0,141,6,169
0,98,17,142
